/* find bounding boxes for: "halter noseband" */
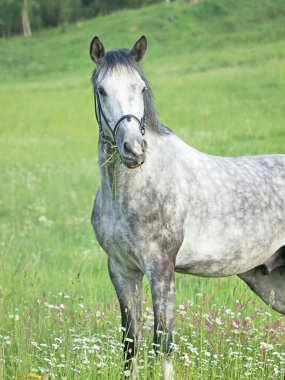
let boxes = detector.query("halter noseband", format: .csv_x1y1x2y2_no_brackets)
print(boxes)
94,91,146,148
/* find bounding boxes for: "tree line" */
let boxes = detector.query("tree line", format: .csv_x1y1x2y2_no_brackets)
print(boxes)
0,0,162,38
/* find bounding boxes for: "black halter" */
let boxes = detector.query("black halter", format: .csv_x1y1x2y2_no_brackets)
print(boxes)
94,91,146,148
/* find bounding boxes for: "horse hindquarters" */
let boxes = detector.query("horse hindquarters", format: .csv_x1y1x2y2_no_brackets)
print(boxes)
238,267,285,315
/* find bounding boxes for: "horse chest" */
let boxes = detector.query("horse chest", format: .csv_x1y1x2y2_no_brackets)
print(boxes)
92,192,147,268
92,187,184,271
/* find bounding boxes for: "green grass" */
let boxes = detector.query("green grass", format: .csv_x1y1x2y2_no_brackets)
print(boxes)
1,0,285,378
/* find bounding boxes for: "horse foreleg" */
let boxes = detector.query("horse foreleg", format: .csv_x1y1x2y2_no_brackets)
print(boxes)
238,266,285,315
147,265,175,380
108,258,143,378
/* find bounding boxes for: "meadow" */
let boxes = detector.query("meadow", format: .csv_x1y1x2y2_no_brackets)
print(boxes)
0,0,285,378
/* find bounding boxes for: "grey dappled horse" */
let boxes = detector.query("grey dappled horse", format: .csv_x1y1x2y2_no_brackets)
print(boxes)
90,36,285,379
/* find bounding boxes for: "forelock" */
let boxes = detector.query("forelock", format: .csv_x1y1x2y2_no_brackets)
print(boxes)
92,49,143,85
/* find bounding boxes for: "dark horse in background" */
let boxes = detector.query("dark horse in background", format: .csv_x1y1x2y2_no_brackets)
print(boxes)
89,36,285,379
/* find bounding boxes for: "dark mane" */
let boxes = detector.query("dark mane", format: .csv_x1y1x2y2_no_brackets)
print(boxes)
92,48,171,136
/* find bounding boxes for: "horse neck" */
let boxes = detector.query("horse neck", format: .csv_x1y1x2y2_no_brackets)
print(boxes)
98,142,118,194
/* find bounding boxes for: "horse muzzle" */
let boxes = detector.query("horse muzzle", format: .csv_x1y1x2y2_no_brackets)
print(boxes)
121,140,146,169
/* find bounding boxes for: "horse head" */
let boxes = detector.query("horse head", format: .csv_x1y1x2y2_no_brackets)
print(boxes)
90,36,148,169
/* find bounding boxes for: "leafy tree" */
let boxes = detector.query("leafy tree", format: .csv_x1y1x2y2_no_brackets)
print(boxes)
0,0,21,37
0,0,163,37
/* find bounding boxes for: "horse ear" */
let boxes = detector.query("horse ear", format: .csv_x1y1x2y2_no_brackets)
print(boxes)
131,36,147,62
90,36,105,64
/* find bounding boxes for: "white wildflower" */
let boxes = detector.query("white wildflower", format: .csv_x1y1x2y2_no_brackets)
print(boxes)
124,370,131,377
260,342,274,350
215,317,222,325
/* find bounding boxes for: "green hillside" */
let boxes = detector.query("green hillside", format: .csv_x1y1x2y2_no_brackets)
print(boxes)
1,0,285,82
0,0,285,149
0,0,285,378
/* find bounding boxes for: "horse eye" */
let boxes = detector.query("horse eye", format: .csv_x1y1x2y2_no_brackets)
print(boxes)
141,86,147,94
98,87,107,96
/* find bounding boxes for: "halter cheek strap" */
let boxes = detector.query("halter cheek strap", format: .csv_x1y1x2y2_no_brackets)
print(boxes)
94,91,146,148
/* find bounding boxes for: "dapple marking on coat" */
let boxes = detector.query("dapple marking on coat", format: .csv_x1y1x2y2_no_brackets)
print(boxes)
89,35,285,379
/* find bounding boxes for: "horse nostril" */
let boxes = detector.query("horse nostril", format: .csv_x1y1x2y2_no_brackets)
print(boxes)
123,141,145,159
123,142,134,156
143,139,147,151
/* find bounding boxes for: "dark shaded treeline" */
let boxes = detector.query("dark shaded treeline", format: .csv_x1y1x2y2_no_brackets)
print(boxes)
0,0,162,37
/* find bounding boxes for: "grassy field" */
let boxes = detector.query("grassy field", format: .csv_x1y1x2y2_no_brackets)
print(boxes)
1,0,285,378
